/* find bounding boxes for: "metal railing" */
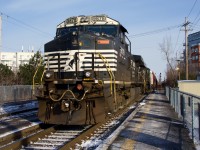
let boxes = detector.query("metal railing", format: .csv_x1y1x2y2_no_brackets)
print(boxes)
166,86,200,143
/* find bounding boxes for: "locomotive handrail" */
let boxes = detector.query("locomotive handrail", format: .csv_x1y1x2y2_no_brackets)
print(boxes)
98,53,113,93
32,57,43,96
98,53,117,103
40,55,56,83
98,80,104,86
49,89,88,102
40,69,45,84
40,61,48,84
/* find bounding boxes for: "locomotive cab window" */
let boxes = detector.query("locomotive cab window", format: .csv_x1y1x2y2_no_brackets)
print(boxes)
119,25,128,44
85,25,117,37
56,26,84,38
101,25,117,37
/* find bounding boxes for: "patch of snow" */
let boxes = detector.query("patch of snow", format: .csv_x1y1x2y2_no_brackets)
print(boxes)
0,121,40,138
80,139,102,149
79,107,140,149
78,120,120,149
139,102,146,106
0,101,38,115
129,105,135,109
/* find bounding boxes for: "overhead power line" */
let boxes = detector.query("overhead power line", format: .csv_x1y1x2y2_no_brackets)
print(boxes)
192,16,200,28
173,28,181,52
188,0,200,30
171,0,197,53
187,0,198,18
0,11,53,38
128,24,182,38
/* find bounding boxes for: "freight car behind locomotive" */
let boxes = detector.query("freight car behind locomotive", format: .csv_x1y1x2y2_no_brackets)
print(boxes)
35,15,150,125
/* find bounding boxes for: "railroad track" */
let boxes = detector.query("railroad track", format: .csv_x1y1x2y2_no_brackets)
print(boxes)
0,100,38,119
0,123,52,149
0,124,91,150
0,95,146,150
0,108,41,147
22,125,91,150
0,107,38,119
0,109,39,132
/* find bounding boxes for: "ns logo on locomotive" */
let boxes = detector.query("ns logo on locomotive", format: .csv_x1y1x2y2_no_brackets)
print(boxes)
35,15,151,125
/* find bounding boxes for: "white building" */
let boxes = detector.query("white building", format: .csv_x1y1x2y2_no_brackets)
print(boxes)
0,51,35,71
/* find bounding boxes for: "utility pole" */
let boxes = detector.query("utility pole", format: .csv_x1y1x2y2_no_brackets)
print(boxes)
159,73,161,84
0,15,2,64
182,17,190,80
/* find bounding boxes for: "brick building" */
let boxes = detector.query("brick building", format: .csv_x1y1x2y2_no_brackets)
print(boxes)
188,31,200,77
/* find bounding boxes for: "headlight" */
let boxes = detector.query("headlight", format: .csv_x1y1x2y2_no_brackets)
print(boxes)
72,31,77,36
85,72,91,77
45,72,52,78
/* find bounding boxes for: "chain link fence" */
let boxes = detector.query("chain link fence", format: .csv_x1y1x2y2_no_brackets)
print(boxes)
166,86,200,144
0,85,36,104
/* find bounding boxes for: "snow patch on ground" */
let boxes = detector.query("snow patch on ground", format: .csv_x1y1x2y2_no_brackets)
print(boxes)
78,139,102,149
139,102,146,106
0,100,40,140
78,120,119,149
0,121,40,138
129,105,135,109
0,100,38,115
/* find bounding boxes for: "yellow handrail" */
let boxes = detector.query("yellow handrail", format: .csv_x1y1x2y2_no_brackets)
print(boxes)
98,53,116,103
32,57,42,96
40,59,51,84
98,80,104,86
98,53,113,94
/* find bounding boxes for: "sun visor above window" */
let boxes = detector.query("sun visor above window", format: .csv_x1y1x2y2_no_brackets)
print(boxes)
120,25,128,33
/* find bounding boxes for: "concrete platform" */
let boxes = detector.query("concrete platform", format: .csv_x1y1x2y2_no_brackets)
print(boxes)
108,92,196,150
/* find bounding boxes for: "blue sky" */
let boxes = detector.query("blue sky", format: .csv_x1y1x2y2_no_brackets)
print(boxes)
1,0,200,80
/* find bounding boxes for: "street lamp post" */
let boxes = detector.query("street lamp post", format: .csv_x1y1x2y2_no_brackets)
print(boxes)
176,59,181,80
176,67,180,80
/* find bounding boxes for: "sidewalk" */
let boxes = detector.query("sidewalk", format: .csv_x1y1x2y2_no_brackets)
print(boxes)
108,92,196,150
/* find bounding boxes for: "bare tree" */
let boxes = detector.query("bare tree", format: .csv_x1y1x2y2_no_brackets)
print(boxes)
159,36,177,87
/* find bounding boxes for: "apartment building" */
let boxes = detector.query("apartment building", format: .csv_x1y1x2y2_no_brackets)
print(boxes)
188,31,200,76
0,51,35,71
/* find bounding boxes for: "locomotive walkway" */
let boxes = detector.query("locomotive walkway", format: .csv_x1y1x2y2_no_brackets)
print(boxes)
107,91,196,150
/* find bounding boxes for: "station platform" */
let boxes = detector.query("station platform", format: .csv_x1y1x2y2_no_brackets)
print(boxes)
108,91,196,150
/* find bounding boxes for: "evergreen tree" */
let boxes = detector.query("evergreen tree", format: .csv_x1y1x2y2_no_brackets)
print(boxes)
0,64,15,85
18,51,44,85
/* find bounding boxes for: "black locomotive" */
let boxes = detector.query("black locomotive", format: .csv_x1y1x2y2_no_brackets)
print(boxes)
35,15,150,125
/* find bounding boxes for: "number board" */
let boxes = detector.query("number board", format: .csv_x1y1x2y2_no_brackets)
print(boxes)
65,17,78,24
91,16,106,22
